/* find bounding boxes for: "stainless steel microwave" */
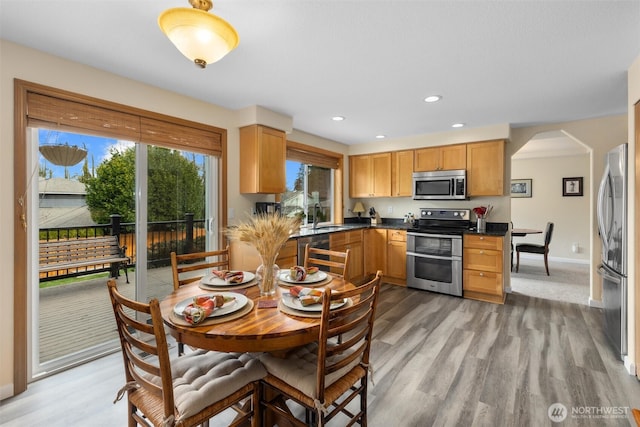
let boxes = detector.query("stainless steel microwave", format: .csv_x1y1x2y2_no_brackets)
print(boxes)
412,169,467,200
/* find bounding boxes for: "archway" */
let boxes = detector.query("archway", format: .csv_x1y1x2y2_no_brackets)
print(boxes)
510,130,594,305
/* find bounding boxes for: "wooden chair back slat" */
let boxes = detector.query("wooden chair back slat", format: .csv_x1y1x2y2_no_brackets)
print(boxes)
304,244,351,278
107,279,175,420
170,248,230,290
315,270,382,402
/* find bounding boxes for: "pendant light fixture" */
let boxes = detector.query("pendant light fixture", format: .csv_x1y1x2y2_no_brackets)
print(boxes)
158,0,239,68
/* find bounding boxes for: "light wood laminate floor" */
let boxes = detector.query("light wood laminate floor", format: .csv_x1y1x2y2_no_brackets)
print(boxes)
2,284,639,426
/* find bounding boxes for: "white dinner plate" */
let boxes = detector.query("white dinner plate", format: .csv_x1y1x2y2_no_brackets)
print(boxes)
200,271,255,287
173,292,248,318
281,291,346,312
279,270,328,284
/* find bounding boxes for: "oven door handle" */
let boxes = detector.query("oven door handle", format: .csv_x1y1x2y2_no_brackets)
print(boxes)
407,232,463,240
406,251,460,261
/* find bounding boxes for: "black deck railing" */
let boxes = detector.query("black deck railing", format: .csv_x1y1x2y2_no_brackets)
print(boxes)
39,213,207,281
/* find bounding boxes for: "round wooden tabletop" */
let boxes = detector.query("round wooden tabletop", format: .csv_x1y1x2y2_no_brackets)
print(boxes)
160,275,352,353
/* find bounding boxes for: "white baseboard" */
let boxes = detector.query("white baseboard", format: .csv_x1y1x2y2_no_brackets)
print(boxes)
0,383,14,401
518,254,590,265
624,356,636,376
588,298,603,308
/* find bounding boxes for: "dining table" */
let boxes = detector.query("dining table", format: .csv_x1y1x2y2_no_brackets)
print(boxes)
159,271,354,354
510,228,543,271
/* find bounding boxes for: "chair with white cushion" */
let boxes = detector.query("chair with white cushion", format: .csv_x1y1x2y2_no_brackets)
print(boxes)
259,270,383,426
107,279,266,427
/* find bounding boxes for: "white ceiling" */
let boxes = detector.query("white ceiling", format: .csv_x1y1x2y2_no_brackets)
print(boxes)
1,1,638,146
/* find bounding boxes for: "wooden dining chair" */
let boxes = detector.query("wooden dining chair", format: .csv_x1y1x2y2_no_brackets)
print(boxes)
170,248,231,355
303,243,351,279
516,222,554,275
106,279,266,427
170,247,230,290
259,270,383,426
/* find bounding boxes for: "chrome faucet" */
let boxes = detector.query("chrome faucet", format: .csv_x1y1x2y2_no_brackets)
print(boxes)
313,203,321,230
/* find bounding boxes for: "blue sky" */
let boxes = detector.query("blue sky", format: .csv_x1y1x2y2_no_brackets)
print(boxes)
38,129,128,179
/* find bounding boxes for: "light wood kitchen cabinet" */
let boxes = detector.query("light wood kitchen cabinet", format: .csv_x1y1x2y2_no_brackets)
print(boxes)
386,229,407,285
364,228,386,275
239,124,286,194
463,234,505,304
330,230,364,281
349,153,391,198
414,144,466,172
364,228,406,286
392,150,414,197
275,239,298,269
229,238,297,271
466,139,505,196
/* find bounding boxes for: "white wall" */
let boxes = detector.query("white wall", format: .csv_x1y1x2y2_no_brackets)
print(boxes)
511,154,590,262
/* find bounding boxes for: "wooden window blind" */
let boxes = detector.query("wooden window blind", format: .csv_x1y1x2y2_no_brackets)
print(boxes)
286,140,342,169
26,92,140,140
25,89,224,156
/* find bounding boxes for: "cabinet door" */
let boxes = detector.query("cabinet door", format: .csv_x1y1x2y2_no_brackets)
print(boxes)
392,150,414,197
239,125,286,194
276,240,298,269
414,147,440,171
371,152,391,197
349,155,373,198
387,238,406,281
344,241,363,281
467,140,504,196
440,144,467,170
364,229,386,275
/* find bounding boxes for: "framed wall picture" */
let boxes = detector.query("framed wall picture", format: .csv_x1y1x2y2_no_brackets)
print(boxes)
563,177,583,196
510,179,532,198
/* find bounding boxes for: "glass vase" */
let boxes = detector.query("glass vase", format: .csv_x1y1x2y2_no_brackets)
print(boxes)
256,261,280,297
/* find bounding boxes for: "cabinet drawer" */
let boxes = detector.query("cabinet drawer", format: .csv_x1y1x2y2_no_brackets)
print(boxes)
388,229,407,242
463,269,503,295
330,230,362,247
464,234,502,250
463,248,502,272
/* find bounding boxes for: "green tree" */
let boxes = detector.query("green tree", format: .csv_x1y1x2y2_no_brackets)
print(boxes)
85,146,205,224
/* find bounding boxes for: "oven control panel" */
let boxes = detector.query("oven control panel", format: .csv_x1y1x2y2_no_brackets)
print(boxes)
419,208,470,221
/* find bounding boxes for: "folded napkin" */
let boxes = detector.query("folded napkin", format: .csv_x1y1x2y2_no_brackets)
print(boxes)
211,270,244,283
289,286,324,306
182,295,235,324
288,266,320,282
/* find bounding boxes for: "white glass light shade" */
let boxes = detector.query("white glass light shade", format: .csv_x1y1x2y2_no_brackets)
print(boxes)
158,7,239,68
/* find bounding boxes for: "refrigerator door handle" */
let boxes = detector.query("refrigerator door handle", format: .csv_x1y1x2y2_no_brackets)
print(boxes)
596,164,612,253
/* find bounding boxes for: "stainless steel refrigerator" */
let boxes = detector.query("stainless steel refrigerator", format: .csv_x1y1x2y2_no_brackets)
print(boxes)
596,143,628,359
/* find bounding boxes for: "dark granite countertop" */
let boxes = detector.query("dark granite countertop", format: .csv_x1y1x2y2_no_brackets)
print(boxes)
290,219,509,238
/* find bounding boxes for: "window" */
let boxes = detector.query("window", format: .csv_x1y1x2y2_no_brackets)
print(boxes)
283,161,333,225
283,141,343,226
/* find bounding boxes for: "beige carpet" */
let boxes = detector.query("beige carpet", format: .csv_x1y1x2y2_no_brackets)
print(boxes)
510,257,591,306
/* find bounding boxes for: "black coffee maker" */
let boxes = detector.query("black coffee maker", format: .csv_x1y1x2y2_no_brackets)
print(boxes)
255,202,281,214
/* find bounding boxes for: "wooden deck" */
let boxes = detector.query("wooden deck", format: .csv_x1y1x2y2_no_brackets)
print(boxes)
39,266,174,363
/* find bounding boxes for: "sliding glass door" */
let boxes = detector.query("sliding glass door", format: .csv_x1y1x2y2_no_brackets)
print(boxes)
32,129,217,379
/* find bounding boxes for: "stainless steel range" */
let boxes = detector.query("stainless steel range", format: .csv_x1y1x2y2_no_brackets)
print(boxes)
406,208,471,296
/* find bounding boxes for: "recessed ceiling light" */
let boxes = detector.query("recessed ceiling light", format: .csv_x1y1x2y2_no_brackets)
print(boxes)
332,116,345,121
452,123,465,128
375,135,386,139
424,95,442,103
